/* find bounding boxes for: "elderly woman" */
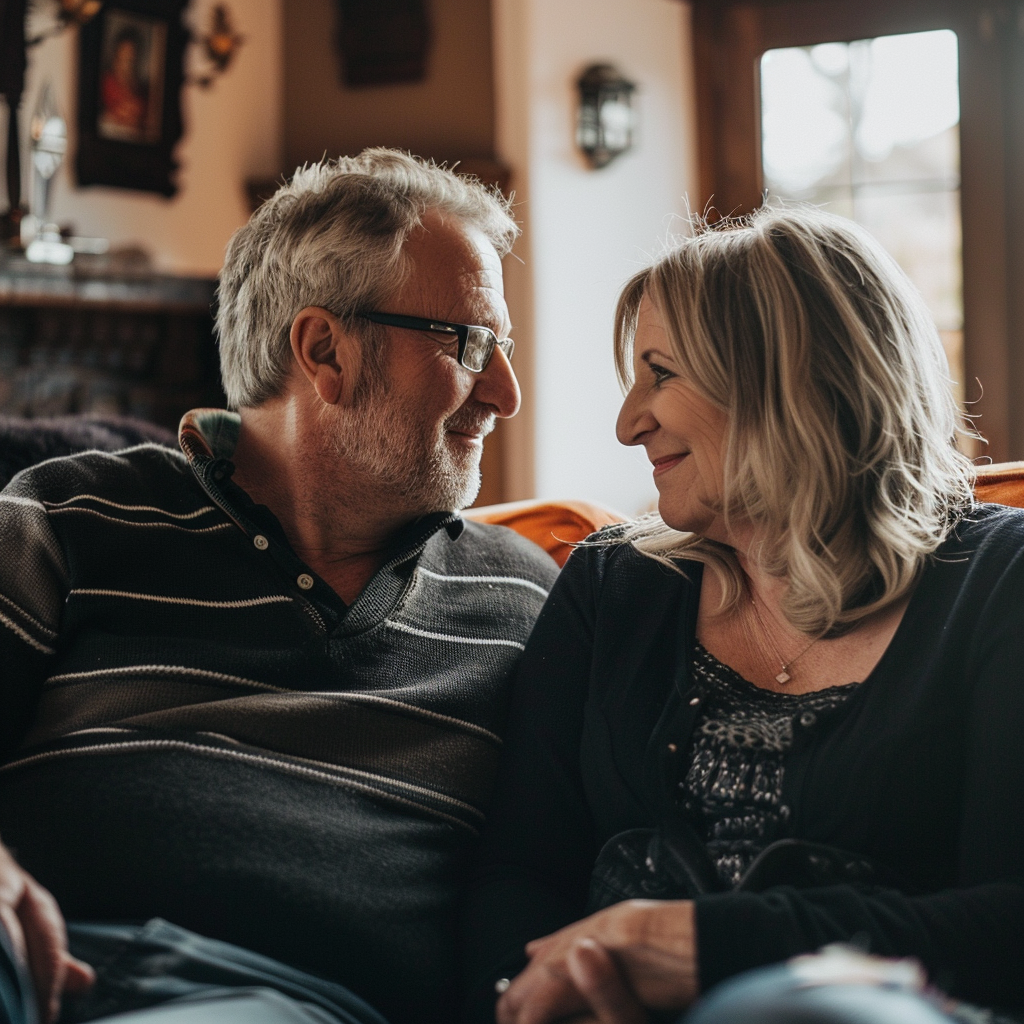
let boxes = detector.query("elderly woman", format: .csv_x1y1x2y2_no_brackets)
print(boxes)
462,207,1024,1024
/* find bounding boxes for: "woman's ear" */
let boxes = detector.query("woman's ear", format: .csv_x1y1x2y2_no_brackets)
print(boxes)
289,307,363,406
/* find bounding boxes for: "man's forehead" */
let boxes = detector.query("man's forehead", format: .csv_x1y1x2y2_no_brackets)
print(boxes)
403,216,500,276
396,216,508,327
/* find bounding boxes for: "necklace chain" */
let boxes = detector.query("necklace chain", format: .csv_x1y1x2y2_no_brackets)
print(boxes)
748,593,820,685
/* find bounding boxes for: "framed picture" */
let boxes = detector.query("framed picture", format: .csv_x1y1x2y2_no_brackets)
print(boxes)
76,0,188,196
335,0,431,87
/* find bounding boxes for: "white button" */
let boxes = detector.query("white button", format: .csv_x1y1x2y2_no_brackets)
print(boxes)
667,743,678,753
297,573,314,590
495,978,511,994
689,697,700,706
253,534,269,550
799,711,817,728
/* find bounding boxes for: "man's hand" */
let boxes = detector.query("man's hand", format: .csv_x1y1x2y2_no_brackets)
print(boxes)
496,900,699,1024
0,843,94,1024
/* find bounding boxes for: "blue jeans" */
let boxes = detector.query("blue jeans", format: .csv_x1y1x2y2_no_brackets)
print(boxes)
0,918,388,1024
685,963,968,1024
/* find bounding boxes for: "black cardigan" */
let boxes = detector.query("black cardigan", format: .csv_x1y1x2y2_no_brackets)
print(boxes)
462,504,1024,1020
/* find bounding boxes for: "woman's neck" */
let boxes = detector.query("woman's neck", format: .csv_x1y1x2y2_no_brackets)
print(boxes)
696,541,911,694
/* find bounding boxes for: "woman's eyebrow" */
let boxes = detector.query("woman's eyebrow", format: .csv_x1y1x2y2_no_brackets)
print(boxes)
640,349,675,365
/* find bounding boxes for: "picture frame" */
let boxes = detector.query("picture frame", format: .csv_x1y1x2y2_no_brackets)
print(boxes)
335,0,431,88
76,0,188,197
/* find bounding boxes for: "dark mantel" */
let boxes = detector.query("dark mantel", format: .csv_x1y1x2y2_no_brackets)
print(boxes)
0,255,216,312
0,256,224,429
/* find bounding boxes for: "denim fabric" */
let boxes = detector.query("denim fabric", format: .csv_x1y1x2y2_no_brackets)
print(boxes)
685,964,957,1024
57,919,388,1024
0,920,36,1024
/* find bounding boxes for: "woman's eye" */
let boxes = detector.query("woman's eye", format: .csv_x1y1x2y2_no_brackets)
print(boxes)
649,362,674,385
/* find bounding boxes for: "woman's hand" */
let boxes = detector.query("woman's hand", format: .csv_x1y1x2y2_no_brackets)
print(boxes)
496,900,699,1024
0,843,94,1024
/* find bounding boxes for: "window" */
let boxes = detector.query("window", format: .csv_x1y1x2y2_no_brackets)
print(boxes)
760,30,964,407
693,0,1024,462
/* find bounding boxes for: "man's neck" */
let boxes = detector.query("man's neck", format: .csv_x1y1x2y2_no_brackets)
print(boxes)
229,399,415,605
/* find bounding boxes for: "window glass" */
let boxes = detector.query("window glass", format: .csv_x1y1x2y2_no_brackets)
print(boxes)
760,30,964,406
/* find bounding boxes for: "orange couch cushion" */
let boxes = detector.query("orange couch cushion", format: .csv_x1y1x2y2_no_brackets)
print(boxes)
465,499,625,568
974,462,1024,509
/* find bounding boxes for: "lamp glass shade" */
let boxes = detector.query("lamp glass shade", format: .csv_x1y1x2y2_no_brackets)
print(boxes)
576,64,636,168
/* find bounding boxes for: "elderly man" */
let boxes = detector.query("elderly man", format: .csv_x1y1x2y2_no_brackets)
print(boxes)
0,151,557,1024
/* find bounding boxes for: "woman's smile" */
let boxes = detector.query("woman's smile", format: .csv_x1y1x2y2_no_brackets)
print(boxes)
651,452,688,476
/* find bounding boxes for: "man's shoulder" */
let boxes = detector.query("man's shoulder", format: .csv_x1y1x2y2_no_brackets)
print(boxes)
3,442,194,509
425,518,560,590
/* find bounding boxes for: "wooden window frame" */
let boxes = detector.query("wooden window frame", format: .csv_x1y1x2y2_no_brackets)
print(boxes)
692,0,1024,462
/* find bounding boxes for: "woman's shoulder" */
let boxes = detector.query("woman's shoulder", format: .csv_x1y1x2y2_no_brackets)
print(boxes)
560,522,703,596
927,503,1024,603
942,502,1024,555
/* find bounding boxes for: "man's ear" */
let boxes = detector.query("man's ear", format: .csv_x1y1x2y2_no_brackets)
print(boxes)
289,306,363,406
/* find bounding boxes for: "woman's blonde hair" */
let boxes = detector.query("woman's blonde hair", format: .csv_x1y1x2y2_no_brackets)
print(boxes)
614,205,976,637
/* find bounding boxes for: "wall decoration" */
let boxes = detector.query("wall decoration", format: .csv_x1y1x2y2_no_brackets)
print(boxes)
189,4,243,89
335,0,431,88
76,0,188,196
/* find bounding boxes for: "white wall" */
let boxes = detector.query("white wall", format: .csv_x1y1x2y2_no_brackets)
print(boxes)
494,0,697,515
14,0,283,276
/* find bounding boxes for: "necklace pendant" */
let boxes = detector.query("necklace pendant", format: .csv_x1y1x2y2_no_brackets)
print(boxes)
775,669,791,684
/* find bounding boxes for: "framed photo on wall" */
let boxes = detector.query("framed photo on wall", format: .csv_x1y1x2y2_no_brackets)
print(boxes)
76,0,188,196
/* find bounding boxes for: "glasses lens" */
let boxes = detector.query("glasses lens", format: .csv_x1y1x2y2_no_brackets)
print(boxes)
463,327,494,372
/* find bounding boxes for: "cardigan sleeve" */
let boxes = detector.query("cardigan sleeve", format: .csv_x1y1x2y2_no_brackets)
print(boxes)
696,535,1024,1012
0,481,67,755
461,544,602,1024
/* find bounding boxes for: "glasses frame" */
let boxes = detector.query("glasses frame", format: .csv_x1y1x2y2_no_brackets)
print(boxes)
359,312,513,373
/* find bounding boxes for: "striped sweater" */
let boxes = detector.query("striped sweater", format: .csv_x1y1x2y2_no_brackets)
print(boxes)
0,409,558,1024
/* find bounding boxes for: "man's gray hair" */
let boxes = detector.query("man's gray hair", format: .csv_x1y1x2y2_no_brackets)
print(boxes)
215,148,520,409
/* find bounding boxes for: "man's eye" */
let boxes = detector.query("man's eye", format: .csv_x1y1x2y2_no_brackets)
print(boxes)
427,329,459,349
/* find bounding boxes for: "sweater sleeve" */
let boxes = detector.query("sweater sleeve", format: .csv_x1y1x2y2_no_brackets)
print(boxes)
696,537,1024,1012
461,544,601,1024
0,483,68,755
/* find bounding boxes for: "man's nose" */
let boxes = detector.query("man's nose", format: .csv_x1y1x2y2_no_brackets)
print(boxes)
474,346,521,419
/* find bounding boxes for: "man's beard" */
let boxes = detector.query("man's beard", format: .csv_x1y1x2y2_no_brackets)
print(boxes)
326,389,494,514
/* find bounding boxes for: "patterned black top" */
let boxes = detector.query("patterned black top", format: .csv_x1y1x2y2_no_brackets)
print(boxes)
680,641,860,888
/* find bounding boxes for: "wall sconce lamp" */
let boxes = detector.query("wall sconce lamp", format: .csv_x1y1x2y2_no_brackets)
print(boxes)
189,4,244,89
26,0,103,47
576,63,636,169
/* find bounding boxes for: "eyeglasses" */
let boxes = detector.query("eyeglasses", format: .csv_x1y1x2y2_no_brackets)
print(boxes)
360,312,514,373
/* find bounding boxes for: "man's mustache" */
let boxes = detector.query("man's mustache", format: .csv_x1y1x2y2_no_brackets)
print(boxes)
444,410,496,438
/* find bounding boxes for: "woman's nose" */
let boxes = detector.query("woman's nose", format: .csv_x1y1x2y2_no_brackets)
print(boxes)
616,384,653,447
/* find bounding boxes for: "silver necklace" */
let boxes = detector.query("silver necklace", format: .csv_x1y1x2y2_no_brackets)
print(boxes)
748,594,820,685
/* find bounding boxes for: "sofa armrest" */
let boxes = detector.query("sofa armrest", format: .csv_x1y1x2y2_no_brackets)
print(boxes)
465,499,626,568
